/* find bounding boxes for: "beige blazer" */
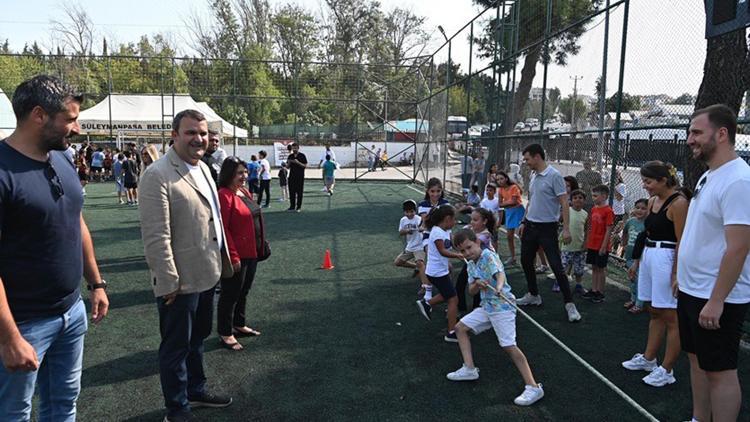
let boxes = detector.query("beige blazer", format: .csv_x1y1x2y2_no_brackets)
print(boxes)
139,148,233,297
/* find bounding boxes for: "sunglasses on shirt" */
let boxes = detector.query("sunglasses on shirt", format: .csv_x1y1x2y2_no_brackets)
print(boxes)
45,161,65,200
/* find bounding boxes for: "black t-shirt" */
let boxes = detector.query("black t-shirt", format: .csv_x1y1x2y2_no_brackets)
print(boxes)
0,141,84,321
288,152,307,181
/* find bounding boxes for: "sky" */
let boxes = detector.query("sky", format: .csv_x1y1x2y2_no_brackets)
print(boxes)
0,0,708,98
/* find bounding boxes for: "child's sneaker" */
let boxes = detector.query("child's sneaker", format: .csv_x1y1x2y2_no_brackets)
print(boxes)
416,299,431,321
642,366,676,387
503,258,517,266
621,353,657,372
591,292,605,303
516,293,542,306
514,383,544,406
446,364,479,381
574,284,585,295
444,331,458,343
535,265,549,274
565,303,581,322
546,272,556,280
582,290,596,300
552,282,560,292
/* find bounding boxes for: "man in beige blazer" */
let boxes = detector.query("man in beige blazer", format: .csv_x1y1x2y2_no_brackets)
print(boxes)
139,109,234,422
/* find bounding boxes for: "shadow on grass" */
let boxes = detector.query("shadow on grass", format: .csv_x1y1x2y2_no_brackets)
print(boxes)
105,288,154,310
97,255,148,274
81,349,159,388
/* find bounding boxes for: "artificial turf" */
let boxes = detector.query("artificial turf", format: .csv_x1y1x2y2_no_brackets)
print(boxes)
74,181,749,421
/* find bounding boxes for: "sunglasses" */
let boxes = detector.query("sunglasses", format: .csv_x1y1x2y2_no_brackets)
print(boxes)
693,175,707,199
45,161,65,200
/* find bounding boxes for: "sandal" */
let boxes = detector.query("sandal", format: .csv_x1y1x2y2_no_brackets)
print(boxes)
628,305,644,314
233,327,261,337
623,301,634,309
219,337,243,351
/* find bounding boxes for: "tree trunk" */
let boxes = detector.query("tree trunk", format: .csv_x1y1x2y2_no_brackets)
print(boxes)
487,44,542,169
687,28,747,189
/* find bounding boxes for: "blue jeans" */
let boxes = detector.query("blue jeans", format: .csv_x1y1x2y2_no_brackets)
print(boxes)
157,288,215,417
0,298,87,422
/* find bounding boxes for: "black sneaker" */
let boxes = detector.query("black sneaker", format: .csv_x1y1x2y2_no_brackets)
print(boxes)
416,299,432,321
444,331,458,343
188,392,232,408
581,290,596,299
591,292,605,303
164,413,195,422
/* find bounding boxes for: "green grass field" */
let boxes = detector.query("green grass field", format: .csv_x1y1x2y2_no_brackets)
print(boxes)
76,181,749,421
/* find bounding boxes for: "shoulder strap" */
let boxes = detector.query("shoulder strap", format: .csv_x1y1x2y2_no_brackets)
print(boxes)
660,192,681,213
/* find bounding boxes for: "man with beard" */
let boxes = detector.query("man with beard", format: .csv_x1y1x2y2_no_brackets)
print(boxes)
0,75,110,420
286,143,307,212
139,109,233,421
678,104,750,422
201,130,227,183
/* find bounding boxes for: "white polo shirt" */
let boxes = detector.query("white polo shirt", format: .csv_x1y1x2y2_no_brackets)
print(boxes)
677,158,750,304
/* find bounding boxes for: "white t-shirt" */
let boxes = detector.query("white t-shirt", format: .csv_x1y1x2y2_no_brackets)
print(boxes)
320,149,336,163
399,215,422,252
480,196,501,217
259,158,272,180
678,158,750,304
186,162,224,251
613,183,627,215
426,226,452,277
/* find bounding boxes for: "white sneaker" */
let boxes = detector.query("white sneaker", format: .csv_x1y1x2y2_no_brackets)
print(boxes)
642,366,676,387
446,365,479,381
565,303,581,322
517,293,542,306
621,353,657,372
514,383,544,406
546,273,556,280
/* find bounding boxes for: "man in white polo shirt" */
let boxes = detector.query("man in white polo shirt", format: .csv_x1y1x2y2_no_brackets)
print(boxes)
678,104,750,422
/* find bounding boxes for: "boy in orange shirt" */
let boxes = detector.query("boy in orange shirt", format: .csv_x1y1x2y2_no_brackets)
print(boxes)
583,184,615,303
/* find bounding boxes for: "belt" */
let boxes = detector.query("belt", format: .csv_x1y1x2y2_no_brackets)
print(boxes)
646,239,676,249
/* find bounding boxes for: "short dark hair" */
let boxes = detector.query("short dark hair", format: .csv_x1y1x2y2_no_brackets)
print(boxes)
123,150,132,158
12,75,83,121
251,155,257,161
172,109,206,133
426,204,455,229
634,198,648,207
403,199,417,212
218,156,247,188
485,183,497,190
592,184,610,196
522,143,545,160
452,228,477,247
325,154,331,160
259,150,267,158
692,104,737,145
570,189,586,199
564,175,580,191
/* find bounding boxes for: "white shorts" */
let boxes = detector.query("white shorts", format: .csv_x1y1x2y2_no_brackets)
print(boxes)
459,308,517,347
637,246,677,309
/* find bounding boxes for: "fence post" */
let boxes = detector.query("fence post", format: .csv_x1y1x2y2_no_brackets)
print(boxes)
539,0,552,144
597,0,611,171
608,0,630,205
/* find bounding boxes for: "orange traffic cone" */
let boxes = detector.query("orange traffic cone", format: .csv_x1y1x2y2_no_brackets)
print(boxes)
321,249,335,270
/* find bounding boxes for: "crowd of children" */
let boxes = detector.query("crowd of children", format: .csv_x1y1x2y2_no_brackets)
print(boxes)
394,166,653,406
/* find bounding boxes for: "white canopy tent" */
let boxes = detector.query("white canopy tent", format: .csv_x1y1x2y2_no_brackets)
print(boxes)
78,94,252,139
0,89,16,139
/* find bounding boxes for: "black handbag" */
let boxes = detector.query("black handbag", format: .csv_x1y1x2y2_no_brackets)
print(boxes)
241,188,271,262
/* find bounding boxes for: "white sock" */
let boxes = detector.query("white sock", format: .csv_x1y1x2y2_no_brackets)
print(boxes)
424,285,433,301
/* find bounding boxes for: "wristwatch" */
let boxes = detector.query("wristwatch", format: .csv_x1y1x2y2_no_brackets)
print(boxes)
87,280,107,291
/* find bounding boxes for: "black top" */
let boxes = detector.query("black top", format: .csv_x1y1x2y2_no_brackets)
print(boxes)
123,159,139,184
0,141,84,321
288,152,307,181
645,192,680,242
278,167,288,185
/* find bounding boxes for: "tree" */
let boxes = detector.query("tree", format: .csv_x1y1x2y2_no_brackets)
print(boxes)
686,10,749,189
559,95,588,126
672,93,695,105
271,4,320,80
548,87,561,114
606,92,640,113
50,3,95,55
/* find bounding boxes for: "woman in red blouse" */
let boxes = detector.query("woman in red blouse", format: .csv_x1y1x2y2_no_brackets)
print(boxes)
217,157,266,351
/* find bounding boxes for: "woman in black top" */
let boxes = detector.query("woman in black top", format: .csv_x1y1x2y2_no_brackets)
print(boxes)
622,161,689,387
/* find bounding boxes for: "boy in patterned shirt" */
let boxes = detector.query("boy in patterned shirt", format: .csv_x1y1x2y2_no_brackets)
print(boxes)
446,229,545,406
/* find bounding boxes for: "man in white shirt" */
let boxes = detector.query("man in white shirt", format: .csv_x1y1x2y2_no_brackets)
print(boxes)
678,104,750,422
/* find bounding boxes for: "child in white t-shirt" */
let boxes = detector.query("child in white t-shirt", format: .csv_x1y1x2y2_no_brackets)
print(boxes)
394,200,426,278
447,228,544,407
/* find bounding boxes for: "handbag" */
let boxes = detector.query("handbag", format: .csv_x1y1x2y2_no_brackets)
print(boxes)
239,188,271,262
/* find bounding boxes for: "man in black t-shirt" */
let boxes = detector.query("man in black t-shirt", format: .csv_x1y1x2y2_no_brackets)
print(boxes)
0,75,109,419
287,142,308,212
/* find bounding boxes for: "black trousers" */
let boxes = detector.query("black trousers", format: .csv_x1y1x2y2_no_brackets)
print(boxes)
157,287,215,417
257,179,271,206
520,221,573,303
456,263,481,312
289,178,304,210
217,259,258,336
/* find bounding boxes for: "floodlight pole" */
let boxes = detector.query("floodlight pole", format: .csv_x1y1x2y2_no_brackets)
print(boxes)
608,0,630,204
597,0,611,171
539,0,552,144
